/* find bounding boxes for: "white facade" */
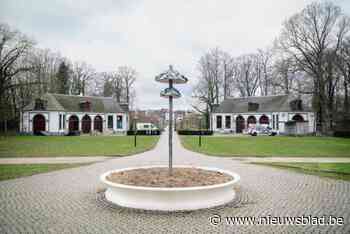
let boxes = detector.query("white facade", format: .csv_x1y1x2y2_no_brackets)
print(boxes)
21,111,129,135
211,112,315,134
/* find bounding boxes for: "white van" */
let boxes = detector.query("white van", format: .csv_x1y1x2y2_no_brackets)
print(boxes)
136,123,159,131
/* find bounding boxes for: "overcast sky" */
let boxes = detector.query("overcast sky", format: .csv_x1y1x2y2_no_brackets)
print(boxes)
1,0,350,110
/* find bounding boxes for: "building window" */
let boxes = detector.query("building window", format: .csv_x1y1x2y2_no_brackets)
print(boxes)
59,114,62,130
63,115,66,129
216,116,222,129
272,115,275,129
276,114,279,130
108,115,113,129
225,116,231,129
117,115,123,129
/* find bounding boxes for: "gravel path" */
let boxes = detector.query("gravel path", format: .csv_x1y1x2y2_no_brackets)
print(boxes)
0,130,349,233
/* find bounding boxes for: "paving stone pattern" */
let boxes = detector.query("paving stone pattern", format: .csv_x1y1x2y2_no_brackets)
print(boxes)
0,130,349,233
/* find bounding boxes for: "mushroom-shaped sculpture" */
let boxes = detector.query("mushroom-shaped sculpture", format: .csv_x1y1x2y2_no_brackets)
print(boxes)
155,65,188,175
155,65,188,84
160,87,181,99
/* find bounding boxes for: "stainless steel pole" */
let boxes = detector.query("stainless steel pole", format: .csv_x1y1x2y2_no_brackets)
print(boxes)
169,80,173,175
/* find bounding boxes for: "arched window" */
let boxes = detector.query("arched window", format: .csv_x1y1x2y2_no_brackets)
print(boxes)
94,115,103,132
82,115,91,133
292,114,304,122
236,115,245,133
68,115,79,132
259,115,269,124
247,116,257,124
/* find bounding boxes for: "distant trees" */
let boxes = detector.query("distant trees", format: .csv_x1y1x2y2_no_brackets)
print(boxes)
0,23,138,132
99,66,137,108
193,1,350,135
0,23,35,131
233,54,260,97
118,66,136,105
336,37,350,113
279,1,350,134
71,61,95,95
192,48,223,127
56,61,70,94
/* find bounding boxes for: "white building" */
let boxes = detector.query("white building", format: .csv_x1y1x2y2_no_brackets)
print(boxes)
211,95,315,135
20,93,129,135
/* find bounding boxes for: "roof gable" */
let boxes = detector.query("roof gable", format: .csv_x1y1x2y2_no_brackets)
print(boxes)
23,93,126,113
213,95,312,113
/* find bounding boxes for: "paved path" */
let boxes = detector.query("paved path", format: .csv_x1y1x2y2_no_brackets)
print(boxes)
2,156,349,165
0,156,111,164
233,157,350,163
1,130,349,233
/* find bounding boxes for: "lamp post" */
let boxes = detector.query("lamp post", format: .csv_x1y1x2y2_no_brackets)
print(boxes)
199,118,202,147
155,65,188,175
134,111,138,147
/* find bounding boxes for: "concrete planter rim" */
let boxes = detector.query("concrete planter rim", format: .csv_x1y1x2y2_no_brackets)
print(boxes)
100,165,240,192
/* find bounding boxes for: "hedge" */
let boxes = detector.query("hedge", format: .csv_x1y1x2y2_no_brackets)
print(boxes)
127,130,161,135
177,130,213,135
334,131,350,138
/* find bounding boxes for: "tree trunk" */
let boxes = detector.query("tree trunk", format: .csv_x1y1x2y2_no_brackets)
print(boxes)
4,119,7,133
126,86,129,104
82,80,85,96
344,79,349,114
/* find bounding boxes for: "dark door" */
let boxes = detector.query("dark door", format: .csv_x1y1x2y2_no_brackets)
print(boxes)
33,114,46,134
69,115,79,132
236,115,245,133
82,115,91,133
94,115,103,132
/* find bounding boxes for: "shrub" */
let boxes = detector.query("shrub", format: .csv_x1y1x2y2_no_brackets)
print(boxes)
177,130,213,135
334,131,350,138
127,130,161,135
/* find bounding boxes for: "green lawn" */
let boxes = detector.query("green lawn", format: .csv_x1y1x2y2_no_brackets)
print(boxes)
180,136,350,157
0,163,89,181
0,135,159,157
254,162,350,181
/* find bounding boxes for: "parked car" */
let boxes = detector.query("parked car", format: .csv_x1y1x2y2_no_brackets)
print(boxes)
248,126,277,136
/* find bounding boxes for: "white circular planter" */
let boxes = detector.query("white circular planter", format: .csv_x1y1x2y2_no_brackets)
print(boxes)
100,165,240,211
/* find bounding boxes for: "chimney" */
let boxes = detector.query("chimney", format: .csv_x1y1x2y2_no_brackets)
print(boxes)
120,103,129,112
290,99,303,111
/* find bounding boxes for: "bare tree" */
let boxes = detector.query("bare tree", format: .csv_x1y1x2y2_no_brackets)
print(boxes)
221,51,235,98
100,71,123,102
116,66,137,105
234,54,259,97
0,23,35,131
71,61,95,95
336,37,350,113
257,48,272,96
279,1,350,134
28,48,64,95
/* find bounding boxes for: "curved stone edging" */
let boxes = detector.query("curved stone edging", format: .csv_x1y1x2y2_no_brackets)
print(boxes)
100,165,240,211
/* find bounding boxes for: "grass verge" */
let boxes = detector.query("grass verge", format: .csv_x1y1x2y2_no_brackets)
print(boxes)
253,162,350,181
0,135,159,157
180,135,350,157
0,163,90,181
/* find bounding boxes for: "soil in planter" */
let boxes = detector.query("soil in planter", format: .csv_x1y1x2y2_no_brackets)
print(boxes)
106,167,233,188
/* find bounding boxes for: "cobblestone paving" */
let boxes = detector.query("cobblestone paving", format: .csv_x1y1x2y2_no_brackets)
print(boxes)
1,130,349,233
